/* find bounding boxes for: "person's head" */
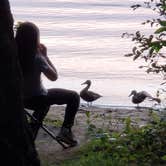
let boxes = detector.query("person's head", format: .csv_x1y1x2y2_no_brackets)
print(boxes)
15,22,40,75
15,22,40,56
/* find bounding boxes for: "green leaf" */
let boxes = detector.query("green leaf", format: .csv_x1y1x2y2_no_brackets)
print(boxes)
162,155,166,161
155,26,166,34
161,5,166,10
159,20,166,26
151,46,161,53
85,111,90,118
150,41,162,52
161,41,166,46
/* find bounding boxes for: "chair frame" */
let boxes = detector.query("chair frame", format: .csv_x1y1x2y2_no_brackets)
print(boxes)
25,109,68,149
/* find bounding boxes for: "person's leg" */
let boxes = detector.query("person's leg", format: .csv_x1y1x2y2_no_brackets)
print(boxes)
47,88,80,128
30,106,50,140
46,88,80,145
24,96,50,140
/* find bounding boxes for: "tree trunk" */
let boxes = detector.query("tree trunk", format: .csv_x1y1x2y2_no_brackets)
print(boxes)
0,1,40,165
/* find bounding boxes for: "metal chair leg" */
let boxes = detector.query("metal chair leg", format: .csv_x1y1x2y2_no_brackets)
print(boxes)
25,110,68,149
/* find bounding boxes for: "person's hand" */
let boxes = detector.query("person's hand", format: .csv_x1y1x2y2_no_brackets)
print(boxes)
38,43,47,57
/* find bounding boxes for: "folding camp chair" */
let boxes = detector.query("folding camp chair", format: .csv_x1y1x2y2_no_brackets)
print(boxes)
25,109,73,149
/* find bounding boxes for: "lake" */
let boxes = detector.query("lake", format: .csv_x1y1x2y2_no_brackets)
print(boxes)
10,0,162,107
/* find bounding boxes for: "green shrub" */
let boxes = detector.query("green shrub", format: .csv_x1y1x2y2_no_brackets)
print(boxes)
60,112,166,166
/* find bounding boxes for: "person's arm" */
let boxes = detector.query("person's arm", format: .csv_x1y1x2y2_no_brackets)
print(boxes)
38,43,58,81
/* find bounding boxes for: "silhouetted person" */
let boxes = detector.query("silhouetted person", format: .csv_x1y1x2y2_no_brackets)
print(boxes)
15,22,80,146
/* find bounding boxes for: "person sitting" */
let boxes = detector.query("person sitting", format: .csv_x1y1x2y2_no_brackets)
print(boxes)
15,21,80,146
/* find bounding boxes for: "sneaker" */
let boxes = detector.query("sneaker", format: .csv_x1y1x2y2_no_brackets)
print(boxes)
56,127,78,146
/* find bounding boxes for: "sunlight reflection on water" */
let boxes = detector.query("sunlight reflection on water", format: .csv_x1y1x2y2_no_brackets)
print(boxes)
11,0,163,106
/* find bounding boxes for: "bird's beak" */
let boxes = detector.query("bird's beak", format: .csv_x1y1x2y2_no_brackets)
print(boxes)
128,92,132,97
81,81,86,85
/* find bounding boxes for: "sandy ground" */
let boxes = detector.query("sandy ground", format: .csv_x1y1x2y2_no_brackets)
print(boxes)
34,105,160,165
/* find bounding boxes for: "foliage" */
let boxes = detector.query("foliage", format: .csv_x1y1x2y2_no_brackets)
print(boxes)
56,111,166,166
84,110,108,136
122,0,166,81
44,117,63,127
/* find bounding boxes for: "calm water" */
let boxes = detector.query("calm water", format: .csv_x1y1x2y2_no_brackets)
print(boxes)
10,0,162,107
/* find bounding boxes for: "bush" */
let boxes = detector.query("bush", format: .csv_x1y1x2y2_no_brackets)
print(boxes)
60,113,166,166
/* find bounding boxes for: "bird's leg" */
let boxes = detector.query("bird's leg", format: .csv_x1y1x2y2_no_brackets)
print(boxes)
136,104,142,110
89,102,93,111
86,102,91,112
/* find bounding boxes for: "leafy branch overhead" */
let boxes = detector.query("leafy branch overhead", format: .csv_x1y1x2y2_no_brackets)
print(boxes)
122,0,166,77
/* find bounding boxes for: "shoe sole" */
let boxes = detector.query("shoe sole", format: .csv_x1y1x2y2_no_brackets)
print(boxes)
56,136,78,147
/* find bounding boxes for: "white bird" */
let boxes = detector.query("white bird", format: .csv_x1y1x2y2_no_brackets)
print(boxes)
129,90,161,107
80,80,102,106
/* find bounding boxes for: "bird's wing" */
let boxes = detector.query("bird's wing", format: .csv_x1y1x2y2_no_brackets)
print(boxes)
140,91,153,99
153,98,161,103
88,91,102,98
140,91,160,103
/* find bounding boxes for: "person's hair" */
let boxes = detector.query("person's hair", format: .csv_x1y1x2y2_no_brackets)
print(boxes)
15,22,39,76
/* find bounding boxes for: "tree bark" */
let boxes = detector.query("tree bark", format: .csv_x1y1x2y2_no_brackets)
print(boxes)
0,1,40,165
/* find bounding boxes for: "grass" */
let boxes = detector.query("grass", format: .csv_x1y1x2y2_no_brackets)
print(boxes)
43,117,63,127
43,110,166,166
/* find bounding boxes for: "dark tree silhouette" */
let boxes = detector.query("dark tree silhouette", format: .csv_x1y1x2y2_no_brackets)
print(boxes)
0,0,40,165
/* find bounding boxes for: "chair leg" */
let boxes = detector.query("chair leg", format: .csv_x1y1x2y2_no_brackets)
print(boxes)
25,110,70,149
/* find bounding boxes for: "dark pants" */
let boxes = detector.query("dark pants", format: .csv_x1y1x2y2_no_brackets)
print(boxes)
24,88,80,139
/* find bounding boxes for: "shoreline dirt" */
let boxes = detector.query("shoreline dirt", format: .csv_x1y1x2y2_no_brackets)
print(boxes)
34,105,159,165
